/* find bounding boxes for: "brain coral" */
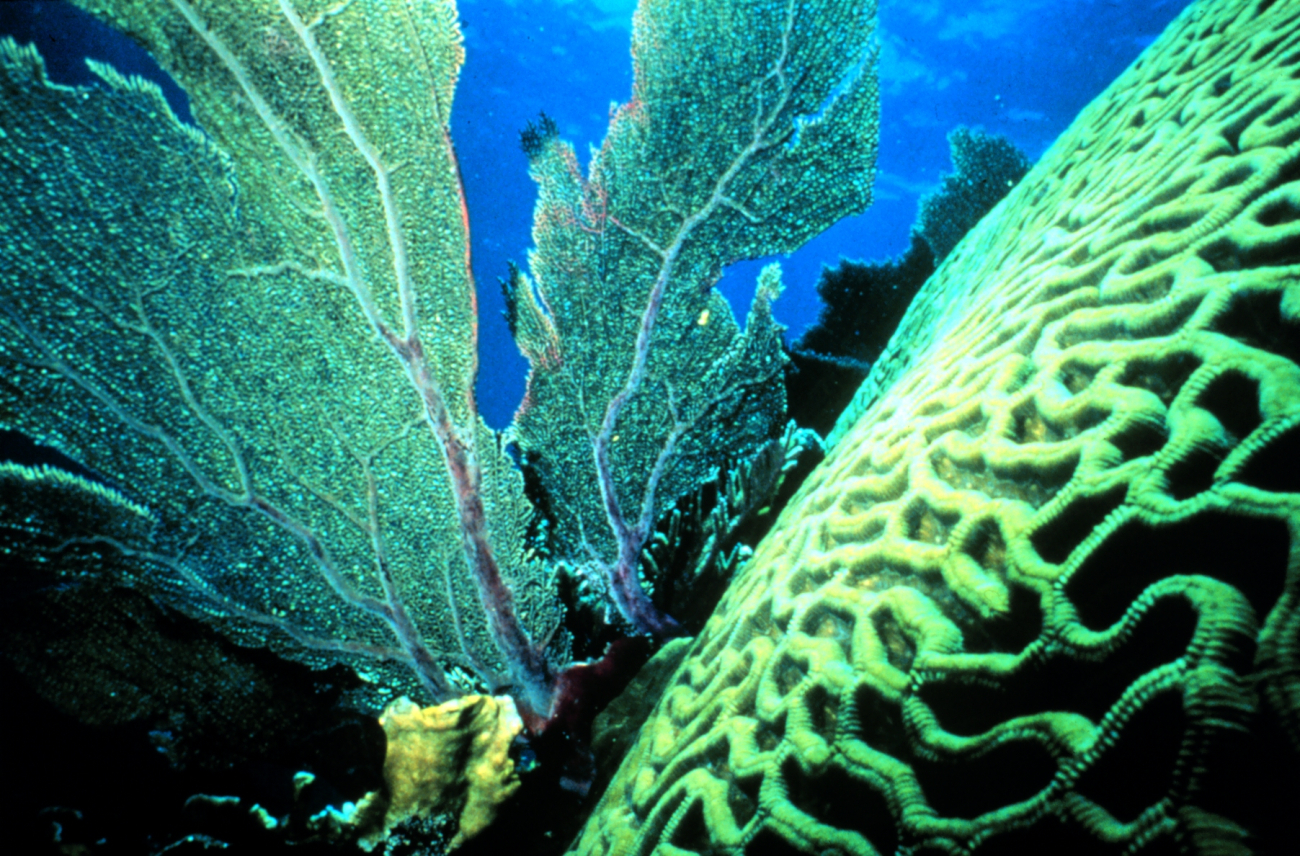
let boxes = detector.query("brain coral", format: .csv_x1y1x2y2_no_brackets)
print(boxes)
569,0,1300,854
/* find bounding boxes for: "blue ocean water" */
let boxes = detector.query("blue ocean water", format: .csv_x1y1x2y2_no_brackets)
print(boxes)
0,0,1192,428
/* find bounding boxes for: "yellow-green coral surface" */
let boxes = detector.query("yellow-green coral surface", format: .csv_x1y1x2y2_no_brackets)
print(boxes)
571,0,1300,853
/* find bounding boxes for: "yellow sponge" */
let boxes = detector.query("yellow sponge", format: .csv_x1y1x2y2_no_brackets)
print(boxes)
570,0,1300,852
354,694,523,850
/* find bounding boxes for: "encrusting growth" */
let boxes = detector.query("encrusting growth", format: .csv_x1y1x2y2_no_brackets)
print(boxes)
571,0,1300,852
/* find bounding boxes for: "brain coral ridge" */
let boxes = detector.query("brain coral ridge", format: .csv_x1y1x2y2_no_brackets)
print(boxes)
569,0,1300,853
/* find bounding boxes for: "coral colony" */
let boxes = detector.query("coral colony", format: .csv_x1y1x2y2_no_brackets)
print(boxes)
3,0,1299,853
1,0,874,847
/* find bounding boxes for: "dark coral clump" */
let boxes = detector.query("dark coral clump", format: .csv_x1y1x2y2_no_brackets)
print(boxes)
796,232,937,367
917,126,1031,263
519,111,560,160
788,128,1031,436
788,235,935,435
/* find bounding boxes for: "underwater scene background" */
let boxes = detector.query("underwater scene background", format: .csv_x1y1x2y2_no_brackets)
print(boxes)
3,1,1299,855
0,0,1193,428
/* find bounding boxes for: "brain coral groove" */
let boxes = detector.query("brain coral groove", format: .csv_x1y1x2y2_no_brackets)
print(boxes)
569,0,1300,853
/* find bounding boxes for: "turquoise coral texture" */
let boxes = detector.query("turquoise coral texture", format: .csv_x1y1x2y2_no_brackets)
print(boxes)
569,0,1300,853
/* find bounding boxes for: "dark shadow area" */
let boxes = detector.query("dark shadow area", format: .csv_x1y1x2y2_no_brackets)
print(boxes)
1118,353,1201,405
853,682,907,758
1108,418,1167,461
973,812,1172,856
957,582,1044,656
1063,511,1289,631
920,594,1197,734
1165,444,1227,500
1186,674,1300,856
1199,227,1300,272
910,737,1059,820
787,130,1033,439
1197,370,1263,443
1029,485,1128,565
872,609,918,672
784,234,934,436
745,826,807,856
0,581,385,856
1073,691,1184,822
1208,288,1300,367
794,234,936,368
1235,422,1300,494
0,429,103,484
784,348,871,438
667,799,709,851
780,757,899,855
